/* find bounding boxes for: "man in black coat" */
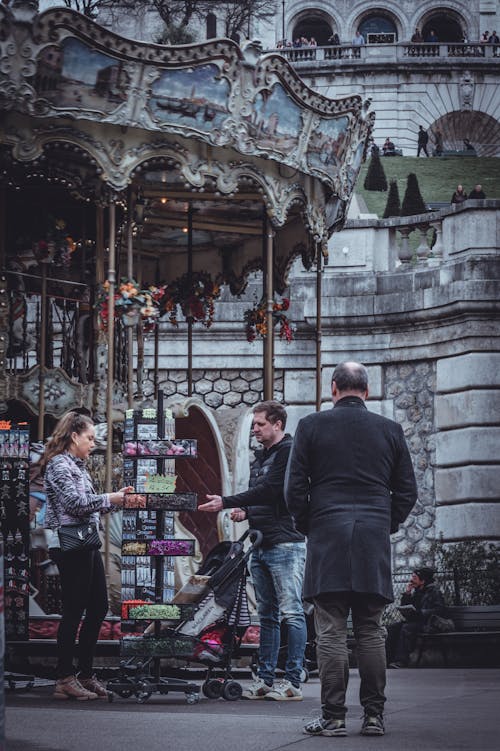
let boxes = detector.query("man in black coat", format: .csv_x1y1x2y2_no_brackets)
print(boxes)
386,567,446,667
417,125,429,156
199,400,306,701
285,361,417,737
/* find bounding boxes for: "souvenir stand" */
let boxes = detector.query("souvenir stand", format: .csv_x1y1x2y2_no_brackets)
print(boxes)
1,421,30,642
0,420,36,689
107,394,201,703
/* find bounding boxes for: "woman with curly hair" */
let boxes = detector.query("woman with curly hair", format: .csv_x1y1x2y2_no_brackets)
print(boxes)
41,410,132,700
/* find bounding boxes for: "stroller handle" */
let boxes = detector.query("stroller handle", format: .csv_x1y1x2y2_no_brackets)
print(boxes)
247,528,263,548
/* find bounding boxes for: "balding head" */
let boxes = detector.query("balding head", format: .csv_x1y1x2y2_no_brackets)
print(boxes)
331,361,369,402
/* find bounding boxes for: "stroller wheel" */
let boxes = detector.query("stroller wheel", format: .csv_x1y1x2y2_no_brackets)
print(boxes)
202,678,224,699
135,679,154,703
222,680,243,701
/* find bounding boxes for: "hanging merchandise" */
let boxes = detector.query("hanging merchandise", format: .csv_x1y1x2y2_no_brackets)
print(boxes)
0,421,31,641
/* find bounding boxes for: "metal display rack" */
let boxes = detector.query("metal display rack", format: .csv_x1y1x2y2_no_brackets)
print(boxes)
107,393,200,704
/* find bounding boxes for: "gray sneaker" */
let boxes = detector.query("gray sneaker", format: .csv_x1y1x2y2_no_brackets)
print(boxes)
303,717,347,736
265,679,302,701
242,678,273,699
361,714,385,736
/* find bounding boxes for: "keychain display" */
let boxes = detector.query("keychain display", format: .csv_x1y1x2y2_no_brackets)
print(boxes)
1,421,31,641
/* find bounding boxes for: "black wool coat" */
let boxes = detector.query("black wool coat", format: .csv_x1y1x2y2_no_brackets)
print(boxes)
284,397,418,603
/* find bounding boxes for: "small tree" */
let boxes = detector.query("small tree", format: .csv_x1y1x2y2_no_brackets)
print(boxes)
363,150,387,192
383,179,401,218
401,172,427,216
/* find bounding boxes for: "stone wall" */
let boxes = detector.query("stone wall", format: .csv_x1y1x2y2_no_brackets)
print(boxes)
386,361,437,570
154,369,283,409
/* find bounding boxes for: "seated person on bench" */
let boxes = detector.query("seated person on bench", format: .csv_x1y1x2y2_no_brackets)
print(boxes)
385,567,445,668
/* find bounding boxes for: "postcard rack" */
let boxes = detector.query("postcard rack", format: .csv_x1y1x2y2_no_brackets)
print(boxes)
106,393,200,704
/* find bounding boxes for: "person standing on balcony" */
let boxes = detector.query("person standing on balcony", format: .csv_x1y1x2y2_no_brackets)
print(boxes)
451,184,468,204
469,184,486,199
424,29,439,43
417,125,429,157
488,31,499,43
352,30,365,46
328,32,340,46
411,28,423,43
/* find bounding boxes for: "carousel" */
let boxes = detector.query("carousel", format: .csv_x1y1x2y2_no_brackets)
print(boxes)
0,1,373,669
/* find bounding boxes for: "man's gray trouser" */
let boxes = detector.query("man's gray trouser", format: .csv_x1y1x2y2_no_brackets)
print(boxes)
313,592,387,719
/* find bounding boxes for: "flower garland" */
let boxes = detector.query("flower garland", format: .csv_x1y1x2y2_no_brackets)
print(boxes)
160,271,220,328
244,295,294,342
96,278,165,331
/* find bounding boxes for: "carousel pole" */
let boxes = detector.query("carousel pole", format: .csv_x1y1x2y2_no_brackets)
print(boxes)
264,218,274,400
315,243,323,412
187,201,193,397
37,261,48,440
126,198,134,408
104,200,117,577
153,256,160,399
134,191,146,400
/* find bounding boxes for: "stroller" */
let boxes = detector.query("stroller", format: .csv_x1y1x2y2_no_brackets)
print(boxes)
107,528,262,703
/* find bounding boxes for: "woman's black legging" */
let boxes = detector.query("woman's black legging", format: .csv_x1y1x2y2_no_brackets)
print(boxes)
50,548,108,679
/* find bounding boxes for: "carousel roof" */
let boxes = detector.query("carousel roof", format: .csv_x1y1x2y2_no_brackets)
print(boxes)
1,4,374,287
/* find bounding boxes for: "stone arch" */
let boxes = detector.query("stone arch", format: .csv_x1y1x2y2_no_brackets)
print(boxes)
290,8,337,46
347,3,405,43
418,6,469,42
168,397,229,557
430,110,500,157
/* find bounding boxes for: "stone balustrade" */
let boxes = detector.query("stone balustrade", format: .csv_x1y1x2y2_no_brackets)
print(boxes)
271,42,500,65
327,199,500,272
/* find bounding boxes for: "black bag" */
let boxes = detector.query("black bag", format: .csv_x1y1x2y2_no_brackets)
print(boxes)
426,614,455,633
58,522,102,553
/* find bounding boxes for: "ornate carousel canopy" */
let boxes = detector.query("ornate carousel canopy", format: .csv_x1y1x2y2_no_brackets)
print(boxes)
1,2,374,288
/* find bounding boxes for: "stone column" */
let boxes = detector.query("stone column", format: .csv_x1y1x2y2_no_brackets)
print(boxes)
435,353,500,542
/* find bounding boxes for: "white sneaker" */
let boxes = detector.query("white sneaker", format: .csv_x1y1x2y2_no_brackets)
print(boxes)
242,678,274,699
266,679,303,701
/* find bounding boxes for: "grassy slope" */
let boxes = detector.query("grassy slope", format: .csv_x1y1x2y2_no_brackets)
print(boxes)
355,156,500,217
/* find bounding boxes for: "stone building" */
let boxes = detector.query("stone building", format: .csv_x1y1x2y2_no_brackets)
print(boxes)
3,1,500,573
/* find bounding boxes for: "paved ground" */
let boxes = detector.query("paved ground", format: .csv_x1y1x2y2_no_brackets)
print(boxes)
5,668,499,751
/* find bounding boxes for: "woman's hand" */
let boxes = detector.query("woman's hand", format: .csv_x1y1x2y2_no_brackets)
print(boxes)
110,486,135,507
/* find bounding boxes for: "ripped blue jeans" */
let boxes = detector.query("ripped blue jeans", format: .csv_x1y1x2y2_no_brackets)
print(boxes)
250,542,307,687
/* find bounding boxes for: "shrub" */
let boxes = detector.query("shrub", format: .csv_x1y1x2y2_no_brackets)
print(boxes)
401,172,427,215
363,150,388,191
383,179,401,218
431,539,500,605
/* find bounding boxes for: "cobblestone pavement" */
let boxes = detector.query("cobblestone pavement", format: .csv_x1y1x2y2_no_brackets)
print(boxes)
5,668,500,751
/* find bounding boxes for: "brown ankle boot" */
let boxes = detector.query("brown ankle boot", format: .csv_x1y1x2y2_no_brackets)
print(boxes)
78,674,109,699
54,675,98,700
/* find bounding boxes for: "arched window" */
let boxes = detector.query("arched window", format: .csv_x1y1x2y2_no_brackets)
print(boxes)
422,14,464,43
358,14,397,44
292,15,333,46
206,13,217,40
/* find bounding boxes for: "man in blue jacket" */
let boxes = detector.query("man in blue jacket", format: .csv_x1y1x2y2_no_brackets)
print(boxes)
285,362,417,736
199,400,306,701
